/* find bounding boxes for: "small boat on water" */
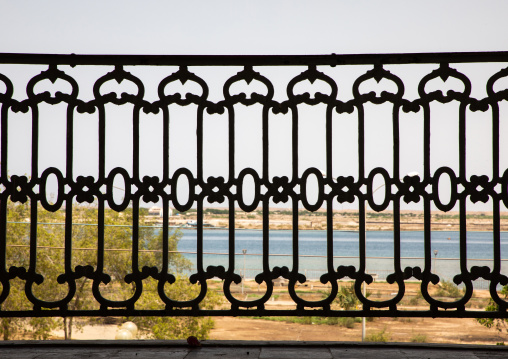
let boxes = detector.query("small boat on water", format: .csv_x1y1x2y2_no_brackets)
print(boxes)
183,220,220,229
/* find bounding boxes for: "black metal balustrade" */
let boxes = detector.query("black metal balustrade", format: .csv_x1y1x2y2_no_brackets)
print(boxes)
0,52,508,319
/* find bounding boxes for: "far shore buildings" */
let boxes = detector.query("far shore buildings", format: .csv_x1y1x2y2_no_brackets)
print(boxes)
147,206,173,217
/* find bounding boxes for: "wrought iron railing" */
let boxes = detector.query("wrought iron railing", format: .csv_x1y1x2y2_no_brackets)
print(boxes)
0,52,508,319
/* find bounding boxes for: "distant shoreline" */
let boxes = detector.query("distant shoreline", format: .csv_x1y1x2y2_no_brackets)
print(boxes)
176,227,508,233
152,208,508,232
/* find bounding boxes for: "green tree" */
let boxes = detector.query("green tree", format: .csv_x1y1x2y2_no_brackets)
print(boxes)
1,201,60,340
1,201,221,340
63,205,209,340
336,283,361,310
476,285,508,333
131,277,223,340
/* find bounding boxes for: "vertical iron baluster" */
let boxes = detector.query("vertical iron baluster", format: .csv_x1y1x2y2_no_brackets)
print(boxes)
196,97,205,285
131,100,141,309
262,83,272,304
489,78,503,306
227,87,235,286
491,91,501,274
0,74,12,306
64,83,75,311
357,101,367,303
161,92,170,284
28,98,39,302
392,98,403,309
326,80,334,276
459,98,468,281
290,88,299,302
423,92,432,280
94,81,107,309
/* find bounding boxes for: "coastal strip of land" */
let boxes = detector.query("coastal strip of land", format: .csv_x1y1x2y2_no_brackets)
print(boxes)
145,209,508,231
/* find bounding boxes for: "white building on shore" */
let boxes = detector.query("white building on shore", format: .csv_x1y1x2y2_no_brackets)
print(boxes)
147,206,173,217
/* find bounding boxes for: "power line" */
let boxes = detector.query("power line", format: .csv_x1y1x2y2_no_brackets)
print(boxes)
4,244,504,261
6,221,178,229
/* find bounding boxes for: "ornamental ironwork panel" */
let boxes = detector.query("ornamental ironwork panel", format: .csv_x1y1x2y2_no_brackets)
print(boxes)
0,52,508,318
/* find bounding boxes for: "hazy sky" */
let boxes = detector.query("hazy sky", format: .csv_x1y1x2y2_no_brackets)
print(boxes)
1,1,507,55
1,1,507,212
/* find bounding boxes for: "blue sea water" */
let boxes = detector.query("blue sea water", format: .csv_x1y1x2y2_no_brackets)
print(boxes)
177,229,508,282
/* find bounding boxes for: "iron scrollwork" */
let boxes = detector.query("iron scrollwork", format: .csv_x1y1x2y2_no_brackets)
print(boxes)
0,52,507,319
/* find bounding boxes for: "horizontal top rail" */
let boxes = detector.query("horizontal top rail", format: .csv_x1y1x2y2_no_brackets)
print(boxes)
1,51,508,66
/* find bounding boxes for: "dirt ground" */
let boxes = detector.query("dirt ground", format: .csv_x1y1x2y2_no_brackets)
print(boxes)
46,280,508,345
205,279,507,345
49,314,507,345
209,316,507,345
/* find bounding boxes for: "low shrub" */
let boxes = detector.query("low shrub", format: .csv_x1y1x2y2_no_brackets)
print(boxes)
337,317,355,328
408,296,420,305
365,327,391,342
410,332,427,343
325,317,339,325
436,280,462,298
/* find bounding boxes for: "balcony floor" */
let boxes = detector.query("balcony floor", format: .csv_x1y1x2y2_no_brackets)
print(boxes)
1,341,507,359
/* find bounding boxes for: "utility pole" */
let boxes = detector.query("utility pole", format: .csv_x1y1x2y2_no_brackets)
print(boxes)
362,280,366,341
242,249,247,294
433,250,438,274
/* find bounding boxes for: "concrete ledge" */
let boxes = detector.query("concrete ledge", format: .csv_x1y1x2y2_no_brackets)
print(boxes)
2,339,508,349
0,340,507,359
